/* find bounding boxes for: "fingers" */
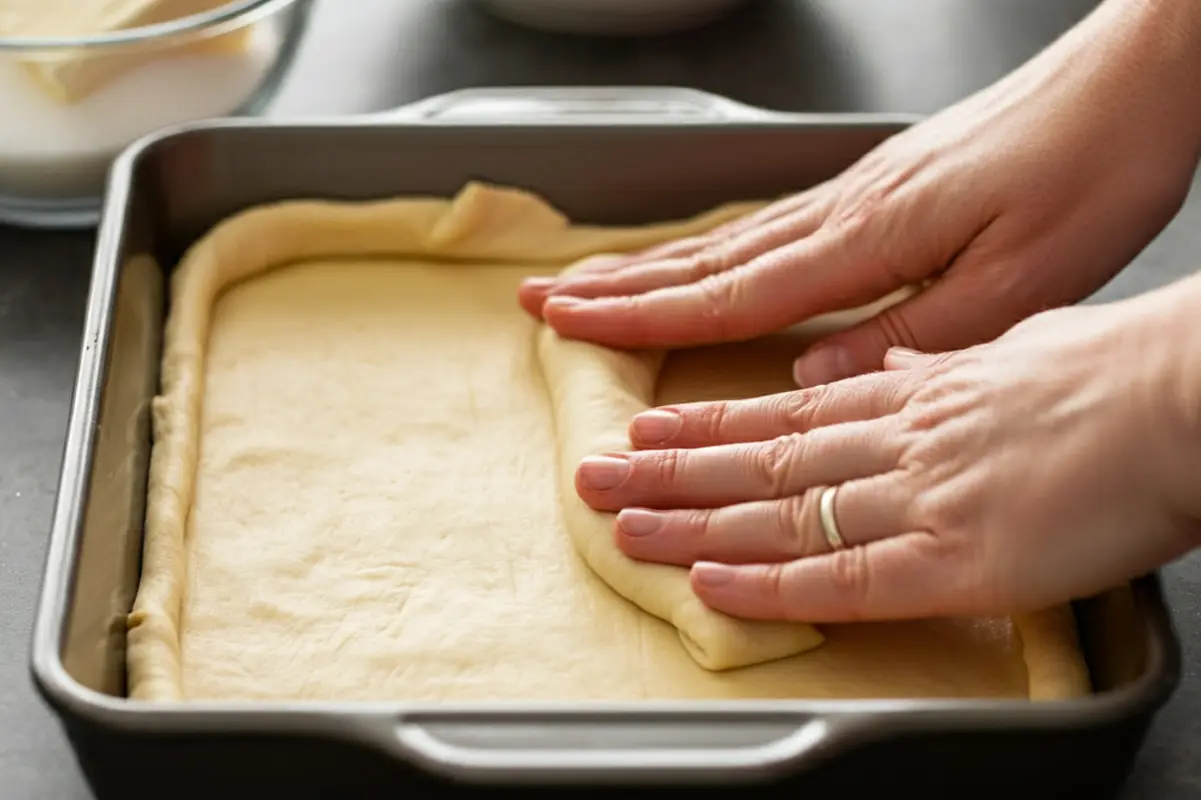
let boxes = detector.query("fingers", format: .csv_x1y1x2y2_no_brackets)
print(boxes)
533,208,826,333
576,418,900,512
689,530,948,623
518,248,703,317
628,371,913,449
548,203,826,299
538,237,818,348
518,192,825,318
518,254,628,316
540,222,898,349
678,467,949,623
545,258,739,309
615,474,907,567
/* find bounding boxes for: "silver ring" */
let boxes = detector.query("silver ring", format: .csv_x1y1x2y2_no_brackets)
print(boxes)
818,485,847,552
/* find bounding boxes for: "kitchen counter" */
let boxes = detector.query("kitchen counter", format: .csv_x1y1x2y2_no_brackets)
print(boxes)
2,0,1198,797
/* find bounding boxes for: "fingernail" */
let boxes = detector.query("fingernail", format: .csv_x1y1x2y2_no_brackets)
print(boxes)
578,455,631,491
692,561,737,588
617,508,663,537
793,345,855,387
884,346,928,369
543,296,585,311
523,277,555,289
631,409,682,444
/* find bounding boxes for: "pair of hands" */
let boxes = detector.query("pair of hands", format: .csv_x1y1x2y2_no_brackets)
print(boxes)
519,0,1201,622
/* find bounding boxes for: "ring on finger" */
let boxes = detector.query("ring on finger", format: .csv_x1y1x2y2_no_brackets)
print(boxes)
818,485,846,552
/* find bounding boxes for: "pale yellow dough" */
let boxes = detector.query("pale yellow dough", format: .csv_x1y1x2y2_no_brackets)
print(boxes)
127,183,1091,702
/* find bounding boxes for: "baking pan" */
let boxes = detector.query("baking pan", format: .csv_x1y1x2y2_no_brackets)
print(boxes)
30,87,1182,799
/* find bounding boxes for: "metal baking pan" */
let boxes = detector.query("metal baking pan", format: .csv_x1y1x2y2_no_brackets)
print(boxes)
30,87,1182,799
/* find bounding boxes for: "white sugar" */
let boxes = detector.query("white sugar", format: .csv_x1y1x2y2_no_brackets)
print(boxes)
0,25,279,200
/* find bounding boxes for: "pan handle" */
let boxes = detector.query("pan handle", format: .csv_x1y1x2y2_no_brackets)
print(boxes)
374,86,787,124
373,712,868,784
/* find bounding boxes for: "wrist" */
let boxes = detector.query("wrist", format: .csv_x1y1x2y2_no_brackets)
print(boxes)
1133,274,1201,528
1087,0,1201,161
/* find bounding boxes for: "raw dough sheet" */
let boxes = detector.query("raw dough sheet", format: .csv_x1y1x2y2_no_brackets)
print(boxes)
127,183,1091,702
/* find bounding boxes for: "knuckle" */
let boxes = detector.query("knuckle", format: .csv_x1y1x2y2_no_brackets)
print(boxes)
827,186,888,240
610,291,645,318
699,401,731,441
687,507,714,536
756,562,789,604
827,198,870,236
681,509,715,552
694,274,741,334
900,392,956,434
877,377,913,413
755,433,804,495
904,473,940,520
687,243,735,281
781,388,825,432
802,182,838,219
898,371,974,434
774,493,815,558
616,293,658,339
908,482,964,536
827,547,873,619
648,449,685,488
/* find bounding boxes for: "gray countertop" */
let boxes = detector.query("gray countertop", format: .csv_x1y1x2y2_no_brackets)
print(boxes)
2,0,1199,796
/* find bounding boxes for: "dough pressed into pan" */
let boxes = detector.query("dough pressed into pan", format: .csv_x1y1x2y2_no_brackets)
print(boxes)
126,183,1091,702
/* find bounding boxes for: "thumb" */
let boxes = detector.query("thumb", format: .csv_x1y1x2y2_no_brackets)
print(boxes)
792,264,1024,387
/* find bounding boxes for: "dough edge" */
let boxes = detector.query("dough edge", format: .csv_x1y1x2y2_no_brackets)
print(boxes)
537,330,826,670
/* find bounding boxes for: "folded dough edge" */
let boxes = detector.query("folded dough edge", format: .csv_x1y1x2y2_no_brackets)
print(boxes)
536,330,827,670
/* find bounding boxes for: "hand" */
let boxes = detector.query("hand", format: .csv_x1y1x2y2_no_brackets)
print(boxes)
519,0,1201,387
572,286,1201,622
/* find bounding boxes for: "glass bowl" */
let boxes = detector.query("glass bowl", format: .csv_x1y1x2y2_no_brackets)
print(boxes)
474,0,755,36
0,0,314,229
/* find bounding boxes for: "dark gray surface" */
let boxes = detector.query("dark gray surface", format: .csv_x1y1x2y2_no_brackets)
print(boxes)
1,0,1198,797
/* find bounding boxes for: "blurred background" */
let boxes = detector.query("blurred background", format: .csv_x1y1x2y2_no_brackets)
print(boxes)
272,0,1100,116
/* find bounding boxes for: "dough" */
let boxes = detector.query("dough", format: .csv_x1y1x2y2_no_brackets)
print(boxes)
126,182,1091,702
